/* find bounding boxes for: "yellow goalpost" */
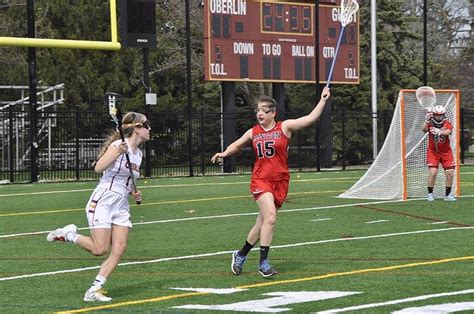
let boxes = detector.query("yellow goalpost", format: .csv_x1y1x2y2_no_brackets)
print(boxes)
0,0,120,51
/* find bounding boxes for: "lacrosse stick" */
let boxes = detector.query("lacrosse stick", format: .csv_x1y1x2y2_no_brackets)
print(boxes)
105,92,141,205
325,0,359,88
416,86,436,110
416,86,439,152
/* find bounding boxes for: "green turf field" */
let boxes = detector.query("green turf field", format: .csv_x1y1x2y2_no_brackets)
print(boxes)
1,166,473,313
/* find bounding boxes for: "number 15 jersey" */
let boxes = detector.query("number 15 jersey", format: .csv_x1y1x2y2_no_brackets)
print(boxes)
252,121,290,181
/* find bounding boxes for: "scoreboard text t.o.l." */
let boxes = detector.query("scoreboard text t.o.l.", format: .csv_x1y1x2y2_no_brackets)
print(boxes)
203,0,360,84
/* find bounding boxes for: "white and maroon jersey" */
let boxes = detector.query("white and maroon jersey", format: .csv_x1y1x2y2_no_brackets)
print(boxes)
96,139,142,196
251,121,290,181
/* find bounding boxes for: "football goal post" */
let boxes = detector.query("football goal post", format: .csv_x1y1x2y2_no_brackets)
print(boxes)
339,89,460,200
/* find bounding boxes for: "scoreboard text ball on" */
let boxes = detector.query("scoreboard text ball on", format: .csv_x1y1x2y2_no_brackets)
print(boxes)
203,0,360,83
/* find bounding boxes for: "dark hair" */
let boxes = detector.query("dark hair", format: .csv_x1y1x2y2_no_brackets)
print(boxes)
255,95,277,111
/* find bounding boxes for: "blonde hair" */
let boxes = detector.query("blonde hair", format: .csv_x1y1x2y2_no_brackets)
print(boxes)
95,112,147,162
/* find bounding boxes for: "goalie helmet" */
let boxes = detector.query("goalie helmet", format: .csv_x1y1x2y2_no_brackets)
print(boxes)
431,105,446,127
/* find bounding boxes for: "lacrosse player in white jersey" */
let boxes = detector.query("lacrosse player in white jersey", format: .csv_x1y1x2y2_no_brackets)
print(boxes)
47,112,150,302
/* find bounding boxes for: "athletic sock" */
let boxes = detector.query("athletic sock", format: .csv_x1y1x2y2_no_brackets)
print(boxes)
428,187,434,194
238,241,254,257
90,275,107,291
259,246,270,263
71,234,81,244
65,232,77,243
446,187,452,196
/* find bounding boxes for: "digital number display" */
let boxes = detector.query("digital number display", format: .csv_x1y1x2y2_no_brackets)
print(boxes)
204,0,359,84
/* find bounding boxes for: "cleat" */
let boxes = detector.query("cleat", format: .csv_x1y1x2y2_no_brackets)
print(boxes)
427,193,435,202
258,259,277,278
47,224,77,243
83,288,112,302
231,250,247,275
444,194,456,202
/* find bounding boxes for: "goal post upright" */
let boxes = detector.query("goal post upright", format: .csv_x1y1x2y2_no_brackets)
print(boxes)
399,91,408,200
454,90,461,197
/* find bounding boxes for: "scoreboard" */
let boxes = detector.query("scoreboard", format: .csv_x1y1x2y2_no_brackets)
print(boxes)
204,0,359,84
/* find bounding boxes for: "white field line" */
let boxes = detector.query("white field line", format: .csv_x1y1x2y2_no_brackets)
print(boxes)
0,177,357,198
0,198,426,239
365,220,389,224
310,218,333,222
317,289,474,313
428,221,450,225
1,226,472,282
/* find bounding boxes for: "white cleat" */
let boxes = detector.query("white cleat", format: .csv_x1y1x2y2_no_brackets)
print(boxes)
46,224,77,243
427,193,435,202
83,288,112,302
444,194,457,202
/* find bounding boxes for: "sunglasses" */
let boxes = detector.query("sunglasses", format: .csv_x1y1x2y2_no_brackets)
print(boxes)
136,120,151,130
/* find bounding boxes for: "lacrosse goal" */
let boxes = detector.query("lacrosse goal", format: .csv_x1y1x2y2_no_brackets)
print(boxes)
339,89,460,200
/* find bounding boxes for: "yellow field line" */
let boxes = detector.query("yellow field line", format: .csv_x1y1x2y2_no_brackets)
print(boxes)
236,255,474,289
0,190,342,217
56,255,474,313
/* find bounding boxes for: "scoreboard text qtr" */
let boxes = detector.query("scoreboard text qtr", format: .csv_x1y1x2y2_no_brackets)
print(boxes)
204,0,360,84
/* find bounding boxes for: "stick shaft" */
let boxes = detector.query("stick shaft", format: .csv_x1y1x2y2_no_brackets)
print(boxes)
325,25,346,88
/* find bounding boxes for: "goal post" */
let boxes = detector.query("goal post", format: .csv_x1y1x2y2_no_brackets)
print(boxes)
339,89,461,200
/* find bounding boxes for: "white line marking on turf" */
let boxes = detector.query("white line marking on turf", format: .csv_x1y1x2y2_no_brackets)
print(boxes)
1,226,472,282
365,220,389,224
310,218,332,222
0,198,436,239
428,221,449,225
317,289,474,313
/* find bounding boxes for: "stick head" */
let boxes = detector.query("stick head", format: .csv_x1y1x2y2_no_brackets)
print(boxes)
340,0,359,27
104,92,123,125
416,86,436,109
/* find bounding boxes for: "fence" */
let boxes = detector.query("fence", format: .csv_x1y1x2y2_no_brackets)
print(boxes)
0,106,473,182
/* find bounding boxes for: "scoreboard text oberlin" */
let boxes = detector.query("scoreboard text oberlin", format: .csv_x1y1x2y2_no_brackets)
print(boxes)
204,0,360,84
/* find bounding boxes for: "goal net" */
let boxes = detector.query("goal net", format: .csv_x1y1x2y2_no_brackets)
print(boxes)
339,89,460,200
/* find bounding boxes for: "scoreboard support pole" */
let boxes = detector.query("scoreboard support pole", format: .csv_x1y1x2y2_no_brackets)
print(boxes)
272,83,286,120
271,83,287,175
222,82,236,173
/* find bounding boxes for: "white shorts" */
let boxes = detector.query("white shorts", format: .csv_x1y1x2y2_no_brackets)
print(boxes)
85,188,132,229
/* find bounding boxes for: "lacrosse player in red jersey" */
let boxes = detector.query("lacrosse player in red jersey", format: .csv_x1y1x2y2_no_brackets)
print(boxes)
422,105,456,201
211,87,330,277
47,112,150,301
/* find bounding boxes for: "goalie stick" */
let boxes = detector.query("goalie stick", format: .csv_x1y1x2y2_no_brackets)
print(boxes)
105,92,141,205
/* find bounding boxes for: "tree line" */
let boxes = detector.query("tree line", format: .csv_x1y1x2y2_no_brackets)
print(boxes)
0,0,471,115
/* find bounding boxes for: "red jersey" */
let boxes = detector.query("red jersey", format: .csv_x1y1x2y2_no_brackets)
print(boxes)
427,119,453,154
251,121,290,181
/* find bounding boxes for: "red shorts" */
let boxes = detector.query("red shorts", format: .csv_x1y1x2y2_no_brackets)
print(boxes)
250,178,289,209
427,150,455,169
